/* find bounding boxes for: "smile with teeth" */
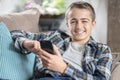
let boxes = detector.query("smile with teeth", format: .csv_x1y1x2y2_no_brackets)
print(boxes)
75,31,85,34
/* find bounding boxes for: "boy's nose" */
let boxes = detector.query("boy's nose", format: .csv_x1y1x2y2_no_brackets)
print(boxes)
76,21,83,29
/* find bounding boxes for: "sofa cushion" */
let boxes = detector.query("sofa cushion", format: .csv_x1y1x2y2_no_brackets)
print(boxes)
0,8,40,33
112,53,120,70
0,22,35,80
111,62,120,80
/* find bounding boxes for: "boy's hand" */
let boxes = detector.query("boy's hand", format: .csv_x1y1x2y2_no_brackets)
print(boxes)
23,40,41,54
23,40,67,74
38,45,67,74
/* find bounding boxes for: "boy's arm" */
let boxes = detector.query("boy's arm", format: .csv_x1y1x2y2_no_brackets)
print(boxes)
63,45,112,80
10,30,40,54
11,30,59,54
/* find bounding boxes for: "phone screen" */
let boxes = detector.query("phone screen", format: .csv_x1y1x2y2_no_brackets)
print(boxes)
40,40,54,54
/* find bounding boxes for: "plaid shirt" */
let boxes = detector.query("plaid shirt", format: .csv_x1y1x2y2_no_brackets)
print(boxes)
11,30,112,80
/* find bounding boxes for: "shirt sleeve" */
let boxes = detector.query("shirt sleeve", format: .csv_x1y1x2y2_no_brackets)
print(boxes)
10,30,56,54
10,30,41,54
63,45,112,80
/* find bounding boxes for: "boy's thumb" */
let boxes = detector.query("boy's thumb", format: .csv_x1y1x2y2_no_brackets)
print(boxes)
53,45,61,56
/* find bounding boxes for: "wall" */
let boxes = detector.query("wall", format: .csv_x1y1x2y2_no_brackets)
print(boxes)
108,0,120,52
0,0,19,15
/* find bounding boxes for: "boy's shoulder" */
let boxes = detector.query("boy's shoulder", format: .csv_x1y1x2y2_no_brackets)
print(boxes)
89,37,110,51
97,42,110,51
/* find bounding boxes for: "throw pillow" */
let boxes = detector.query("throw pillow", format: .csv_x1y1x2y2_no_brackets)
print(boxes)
0,22,35,80
0,8,40,33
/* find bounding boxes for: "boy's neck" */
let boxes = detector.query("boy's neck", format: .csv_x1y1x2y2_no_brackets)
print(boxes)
71,36,90,45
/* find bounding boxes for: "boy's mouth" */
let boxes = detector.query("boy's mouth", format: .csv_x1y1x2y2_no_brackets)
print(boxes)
75,30,85,35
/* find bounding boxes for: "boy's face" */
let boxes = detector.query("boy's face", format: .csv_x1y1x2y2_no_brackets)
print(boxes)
66,8,96,43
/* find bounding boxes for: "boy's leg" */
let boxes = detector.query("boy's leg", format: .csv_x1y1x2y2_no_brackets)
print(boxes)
34,77,72,80
34,77,61,80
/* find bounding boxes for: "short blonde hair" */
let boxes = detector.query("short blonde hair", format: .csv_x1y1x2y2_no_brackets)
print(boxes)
65,1,96,22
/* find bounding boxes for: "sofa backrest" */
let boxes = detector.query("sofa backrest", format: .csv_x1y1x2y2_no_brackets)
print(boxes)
0,8,40,33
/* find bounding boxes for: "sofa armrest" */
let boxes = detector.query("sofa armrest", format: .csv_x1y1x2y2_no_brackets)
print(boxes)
112,53,120,71
111,53,120,80
111,62,120,80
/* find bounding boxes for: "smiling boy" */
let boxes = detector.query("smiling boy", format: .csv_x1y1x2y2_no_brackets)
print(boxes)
11,1,112,80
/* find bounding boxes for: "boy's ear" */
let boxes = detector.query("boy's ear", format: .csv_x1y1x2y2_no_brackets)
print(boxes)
66,21,69,28
92,21,96,28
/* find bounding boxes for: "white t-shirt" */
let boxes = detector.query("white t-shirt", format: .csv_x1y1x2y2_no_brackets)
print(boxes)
63,42,85,71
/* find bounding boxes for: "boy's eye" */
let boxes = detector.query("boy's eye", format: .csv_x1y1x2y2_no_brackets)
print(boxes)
82,20,88,23
70,21,77,24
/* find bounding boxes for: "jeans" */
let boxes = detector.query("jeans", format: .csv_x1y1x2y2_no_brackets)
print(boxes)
33,71,72,80
34,77,72,80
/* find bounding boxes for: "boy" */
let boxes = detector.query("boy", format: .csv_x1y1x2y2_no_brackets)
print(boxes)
11,1,112,80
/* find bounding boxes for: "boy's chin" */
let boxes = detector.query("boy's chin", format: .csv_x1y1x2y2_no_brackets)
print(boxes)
72,36,89,42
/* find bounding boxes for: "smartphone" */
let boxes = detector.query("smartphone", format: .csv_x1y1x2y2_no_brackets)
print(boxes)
40,40,54,54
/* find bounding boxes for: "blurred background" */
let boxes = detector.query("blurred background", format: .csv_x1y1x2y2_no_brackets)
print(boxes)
0,0,120,53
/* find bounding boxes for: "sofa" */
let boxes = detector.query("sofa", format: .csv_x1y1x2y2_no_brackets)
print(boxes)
0,8,120,80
